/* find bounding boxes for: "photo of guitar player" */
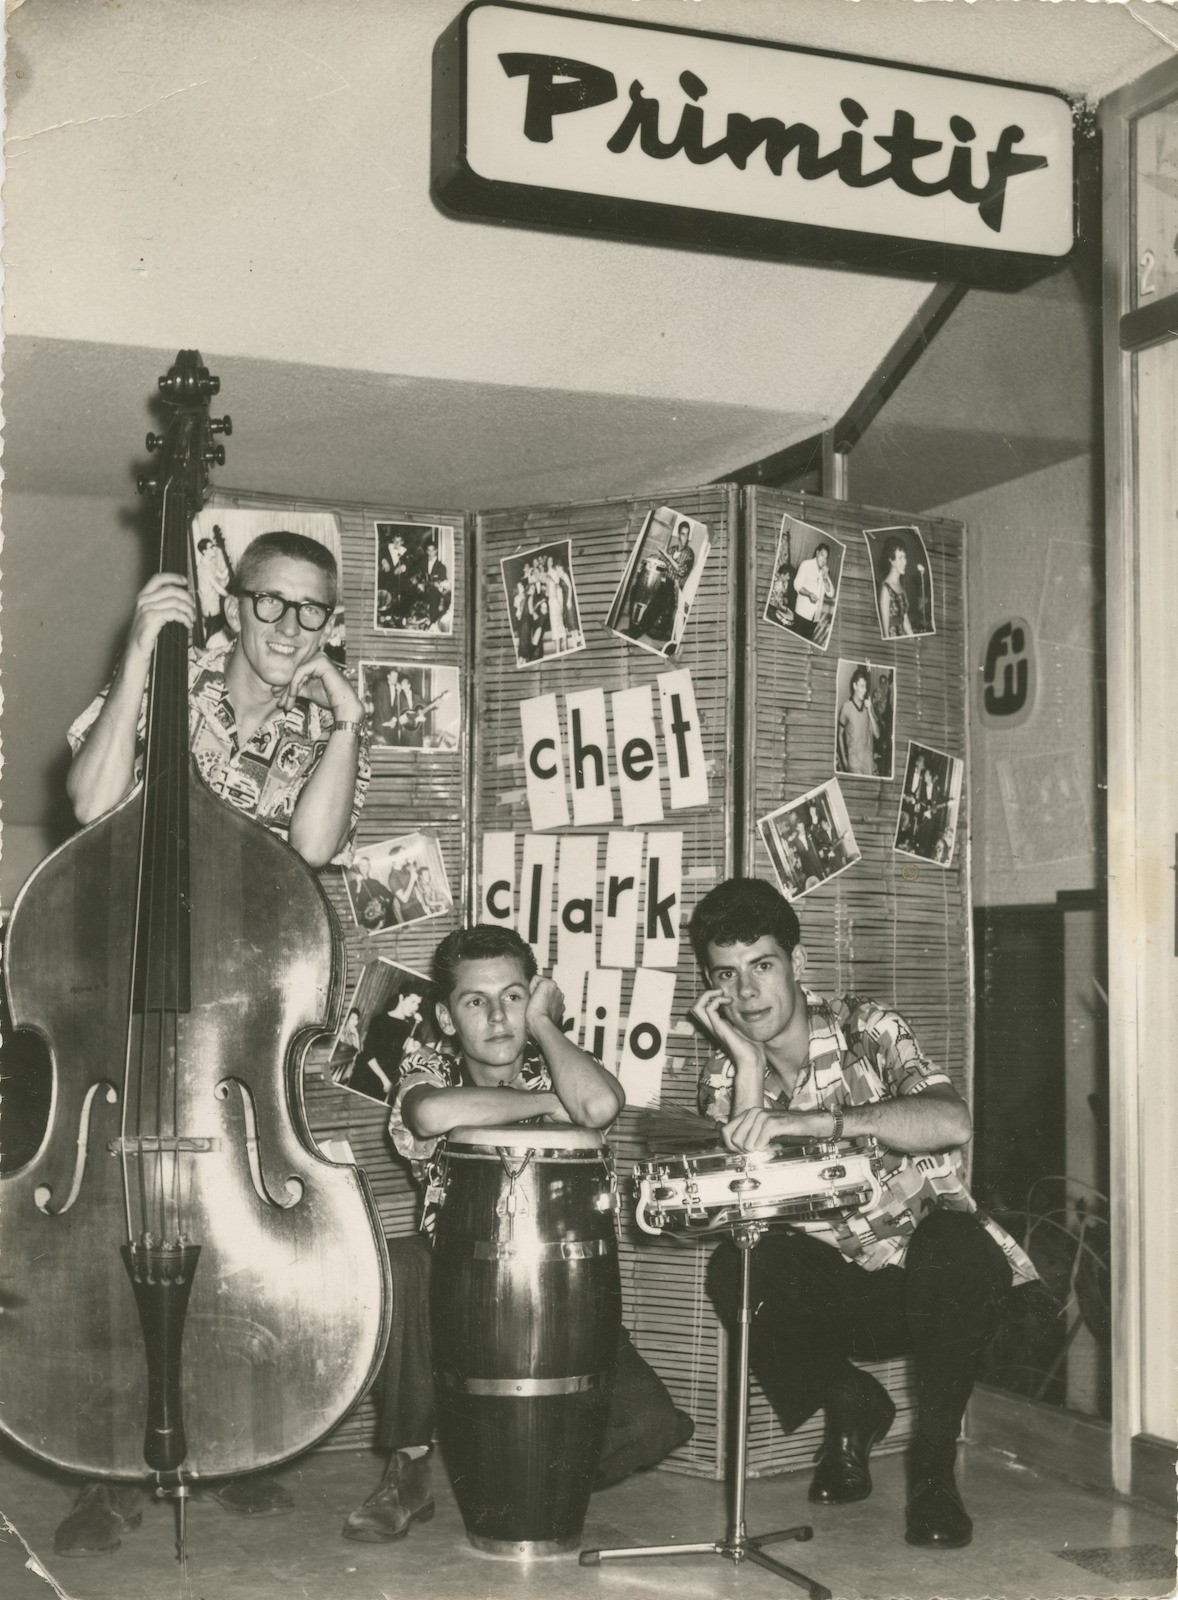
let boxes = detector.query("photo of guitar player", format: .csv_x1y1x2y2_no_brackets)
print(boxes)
360,662,460,754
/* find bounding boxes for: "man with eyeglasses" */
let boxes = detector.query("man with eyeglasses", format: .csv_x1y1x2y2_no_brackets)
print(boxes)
68,530,369,870
58,530,370,1555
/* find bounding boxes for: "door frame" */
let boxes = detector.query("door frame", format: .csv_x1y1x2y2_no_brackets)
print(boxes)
1100,53,1178,1496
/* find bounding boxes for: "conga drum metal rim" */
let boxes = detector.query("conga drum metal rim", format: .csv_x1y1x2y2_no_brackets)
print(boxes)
467,1533,582,1558
444,1123,607,1153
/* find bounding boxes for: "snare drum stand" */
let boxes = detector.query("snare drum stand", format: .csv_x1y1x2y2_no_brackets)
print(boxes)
580,1220,832,1600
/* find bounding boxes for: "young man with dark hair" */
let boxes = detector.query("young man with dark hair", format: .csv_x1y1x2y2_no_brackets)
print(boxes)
837,666,881,777
59,531,369,1553
343,924,694,1543
688,878,1036,1551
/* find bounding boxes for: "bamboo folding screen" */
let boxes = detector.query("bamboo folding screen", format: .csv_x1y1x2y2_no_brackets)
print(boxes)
211,484,969,1474
472,485,739,1478
734,487,969,1475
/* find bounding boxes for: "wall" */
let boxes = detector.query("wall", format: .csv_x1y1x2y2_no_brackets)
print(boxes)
929,452,1102,907
4,0,938,422
1,490,149,908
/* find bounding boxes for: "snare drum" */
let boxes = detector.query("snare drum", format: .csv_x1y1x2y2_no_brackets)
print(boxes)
635,1138,880,1236
431,1124,622,1556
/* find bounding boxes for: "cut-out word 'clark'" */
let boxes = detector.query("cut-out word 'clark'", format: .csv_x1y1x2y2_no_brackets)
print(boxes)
499,54,1049,235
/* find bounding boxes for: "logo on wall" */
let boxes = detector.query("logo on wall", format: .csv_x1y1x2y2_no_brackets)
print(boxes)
979,618,1036,729
434,1,1076,288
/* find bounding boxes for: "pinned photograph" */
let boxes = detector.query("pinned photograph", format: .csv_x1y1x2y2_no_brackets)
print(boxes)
894,742,963,866
342,830,453,933
374,522,455,635
764,516,845,651
864,525,936,640
325,959,437,1108
834,659,896,781
360,661,460,753
758,779,861,901
606,506,710,660
500,539,586,667
189,507,345,656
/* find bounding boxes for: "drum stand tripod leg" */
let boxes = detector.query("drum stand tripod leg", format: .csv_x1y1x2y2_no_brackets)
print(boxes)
580,1224,832,1600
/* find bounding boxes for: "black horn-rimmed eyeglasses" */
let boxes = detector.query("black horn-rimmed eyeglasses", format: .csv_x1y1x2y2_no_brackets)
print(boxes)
237,590,332,631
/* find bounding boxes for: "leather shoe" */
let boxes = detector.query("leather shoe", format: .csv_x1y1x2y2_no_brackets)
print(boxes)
207,1472,294,1515
54,1482,143,1556
809,1375,896,1505
342,1450,435,1542
905,1472,973,1548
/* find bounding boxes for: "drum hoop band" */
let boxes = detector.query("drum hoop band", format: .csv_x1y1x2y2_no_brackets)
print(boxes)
441,1147,610,1163
437,1371,605,1397
468,1238,612,1261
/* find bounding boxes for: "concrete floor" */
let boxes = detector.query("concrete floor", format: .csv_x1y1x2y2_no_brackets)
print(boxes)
1,1443,1174,1600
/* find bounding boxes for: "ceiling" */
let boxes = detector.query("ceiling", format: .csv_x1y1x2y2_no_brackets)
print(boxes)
1,0,1165,511
1,336,824,511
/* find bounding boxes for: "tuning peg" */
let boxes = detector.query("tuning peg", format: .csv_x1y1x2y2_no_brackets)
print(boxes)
137,473,160,496
209,416,232,437
145,432,166,453
204,444,227,467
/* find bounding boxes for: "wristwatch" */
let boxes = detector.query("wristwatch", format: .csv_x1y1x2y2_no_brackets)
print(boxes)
829,1106,845,1142
330,719,363,735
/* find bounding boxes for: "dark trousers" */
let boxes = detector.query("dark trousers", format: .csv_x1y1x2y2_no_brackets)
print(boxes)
375,1235,691,1484
706,1211,1013,1475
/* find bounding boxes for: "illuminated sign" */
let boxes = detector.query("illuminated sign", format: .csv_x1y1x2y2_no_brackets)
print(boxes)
433,1,1076,288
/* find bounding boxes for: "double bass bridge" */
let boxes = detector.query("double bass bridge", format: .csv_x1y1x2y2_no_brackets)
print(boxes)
108,1137,216,1156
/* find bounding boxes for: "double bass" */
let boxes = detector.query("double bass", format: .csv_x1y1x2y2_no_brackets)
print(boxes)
0,353,391,1543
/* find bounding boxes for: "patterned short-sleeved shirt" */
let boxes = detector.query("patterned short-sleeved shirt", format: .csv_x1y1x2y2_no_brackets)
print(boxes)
388,1042,553,1240
67,638,370,861
698,989,1037,1286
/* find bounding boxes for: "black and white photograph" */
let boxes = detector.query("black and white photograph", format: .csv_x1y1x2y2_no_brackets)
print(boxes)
763,515,846,651
500,539,586,667
606,506,710,659
894,742,964,866
189,507,345,653
7,6,1178,1598
374,522,455,635
325,959,436,1108
342,830,453,934
833,659,896,781
864,525,936,641
360,661,460,753
758,779,861,901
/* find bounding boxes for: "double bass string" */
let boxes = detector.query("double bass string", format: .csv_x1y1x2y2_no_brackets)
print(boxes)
123,471,179,1248
157,475,188,1246
126,483,164,1246
165,482,187,1244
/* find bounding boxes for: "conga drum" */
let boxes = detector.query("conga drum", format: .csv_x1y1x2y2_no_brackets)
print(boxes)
431,1125,621,1556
